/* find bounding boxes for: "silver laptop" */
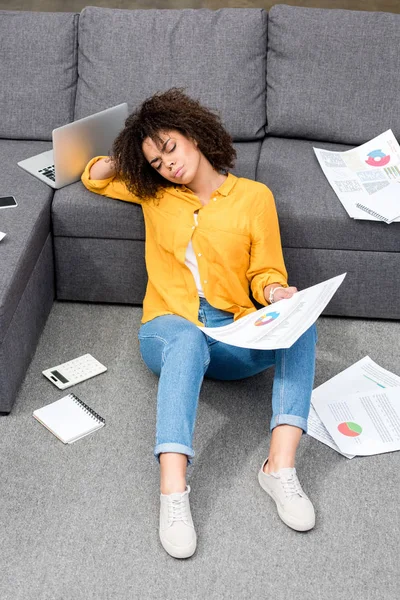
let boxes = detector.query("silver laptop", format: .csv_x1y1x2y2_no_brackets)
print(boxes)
17,103,129,189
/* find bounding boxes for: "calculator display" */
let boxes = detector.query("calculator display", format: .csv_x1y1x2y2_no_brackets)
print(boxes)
51,370,69,384
0,196,17,208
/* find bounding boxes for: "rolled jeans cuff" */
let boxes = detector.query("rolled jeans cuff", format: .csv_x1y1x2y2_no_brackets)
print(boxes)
154,443,195,466
270,413,309,434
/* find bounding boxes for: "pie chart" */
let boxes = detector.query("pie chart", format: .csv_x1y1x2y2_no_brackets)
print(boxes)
338,421,362,437
365,149,390,167
254,311,280,327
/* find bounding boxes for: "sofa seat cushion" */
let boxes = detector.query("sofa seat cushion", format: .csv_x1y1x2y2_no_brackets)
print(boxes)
266,4,400,145
256,137,400,252
0,139,53,343
75,6,267,141
52,141,261,239
0,11,79,141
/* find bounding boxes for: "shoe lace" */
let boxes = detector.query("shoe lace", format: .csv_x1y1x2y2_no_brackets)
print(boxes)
281,472,303,499
168,495,189,524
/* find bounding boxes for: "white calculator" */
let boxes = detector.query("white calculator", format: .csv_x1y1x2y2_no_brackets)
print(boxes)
42,354,107,390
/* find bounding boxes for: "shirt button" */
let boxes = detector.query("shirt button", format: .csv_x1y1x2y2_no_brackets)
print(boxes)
198,253,202,257
204,280,208,284
192,226,195,229
213,198,217,202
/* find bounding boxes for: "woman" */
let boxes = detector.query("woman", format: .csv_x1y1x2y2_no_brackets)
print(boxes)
81,88,318,560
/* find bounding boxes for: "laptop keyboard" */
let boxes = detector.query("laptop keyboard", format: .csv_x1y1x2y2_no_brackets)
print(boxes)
39,165,55,182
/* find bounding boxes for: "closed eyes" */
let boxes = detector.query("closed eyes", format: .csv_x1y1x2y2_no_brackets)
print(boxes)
155,144,176,170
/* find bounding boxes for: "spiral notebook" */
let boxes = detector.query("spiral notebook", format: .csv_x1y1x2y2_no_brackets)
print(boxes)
33,393,105,444
355,186,400,224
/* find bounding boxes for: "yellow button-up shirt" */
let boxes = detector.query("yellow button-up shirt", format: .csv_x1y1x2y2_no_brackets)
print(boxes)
81,157,288,326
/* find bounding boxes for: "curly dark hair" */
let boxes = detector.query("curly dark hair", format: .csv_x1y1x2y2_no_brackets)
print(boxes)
112,88,237,200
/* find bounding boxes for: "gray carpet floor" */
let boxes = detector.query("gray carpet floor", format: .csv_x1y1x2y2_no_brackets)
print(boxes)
1,301,399,600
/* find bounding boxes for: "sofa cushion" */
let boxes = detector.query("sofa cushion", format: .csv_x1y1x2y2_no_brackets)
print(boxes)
256,137,400,252
283,247,400,320
0,11,79,141
52,141,261,240
266,5,400,145
0,139,53,343
54,238,146,305
75,7,267,141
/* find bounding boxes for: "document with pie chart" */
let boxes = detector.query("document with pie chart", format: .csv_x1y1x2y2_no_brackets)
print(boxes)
314,128,400,223
199,273,346,350
312,387,400,456
308,355,400,458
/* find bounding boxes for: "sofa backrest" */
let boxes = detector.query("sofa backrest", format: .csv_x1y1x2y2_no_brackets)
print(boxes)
0,11,79,141
266,4,400,145
74,7,267,142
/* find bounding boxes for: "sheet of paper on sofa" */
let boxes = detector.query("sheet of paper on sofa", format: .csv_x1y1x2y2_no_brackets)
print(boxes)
313,129,400,223
308,356,400,457
200,273,346,350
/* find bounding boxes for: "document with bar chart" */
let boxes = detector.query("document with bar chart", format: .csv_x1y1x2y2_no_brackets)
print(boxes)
313,129,400,223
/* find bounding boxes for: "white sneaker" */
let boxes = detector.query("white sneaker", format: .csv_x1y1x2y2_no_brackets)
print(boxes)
258,459,315,531
159,485,197,558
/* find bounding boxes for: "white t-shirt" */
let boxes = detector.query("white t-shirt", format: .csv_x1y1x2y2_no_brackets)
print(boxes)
184,213,205,298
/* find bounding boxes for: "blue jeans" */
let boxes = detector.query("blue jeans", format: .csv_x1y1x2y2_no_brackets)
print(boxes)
138,297,317,466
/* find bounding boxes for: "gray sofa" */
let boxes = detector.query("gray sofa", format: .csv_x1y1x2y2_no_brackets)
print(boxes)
1,5,399,414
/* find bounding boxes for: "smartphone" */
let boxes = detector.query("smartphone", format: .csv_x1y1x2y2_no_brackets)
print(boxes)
0,196,18,209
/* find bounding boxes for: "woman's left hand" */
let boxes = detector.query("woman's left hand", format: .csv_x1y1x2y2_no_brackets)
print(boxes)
264,285,298,304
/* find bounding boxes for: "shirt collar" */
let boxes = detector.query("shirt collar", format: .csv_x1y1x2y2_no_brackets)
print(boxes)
178,172,237,197
215,172,237,196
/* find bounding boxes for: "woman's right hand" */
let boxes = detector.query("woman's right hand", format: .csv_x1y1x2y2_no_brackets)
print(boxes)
89,156,116,180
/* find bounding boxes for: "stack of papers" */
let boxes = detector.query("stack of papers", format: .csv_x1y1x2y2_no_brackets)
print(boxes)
308,356,400,458
314,129,400,224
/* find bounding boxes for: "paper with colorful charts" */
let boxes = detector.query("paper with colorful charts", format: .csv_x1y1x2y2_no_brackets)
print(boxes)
313,387,400,456
199,273,346,350
309,356,400,458
314,129,400,224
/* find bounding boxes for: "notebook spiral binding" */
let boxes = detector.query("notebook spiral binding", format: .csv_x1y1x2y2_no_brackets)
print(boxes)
69,393,105,424
356,203,390,224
